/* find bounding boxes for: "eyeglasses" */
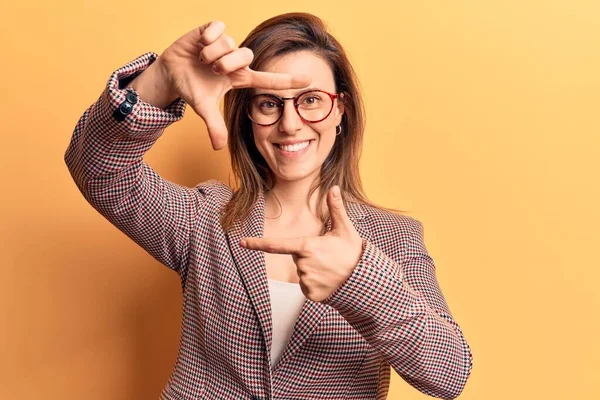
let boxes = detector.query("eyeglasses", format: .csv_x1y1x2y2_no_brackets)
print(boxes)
246,89,339,127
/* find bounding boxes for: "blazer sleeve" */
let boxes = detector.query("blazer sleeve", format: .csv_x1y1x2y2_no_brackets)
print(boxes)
64,52,218,289
321,217,473,400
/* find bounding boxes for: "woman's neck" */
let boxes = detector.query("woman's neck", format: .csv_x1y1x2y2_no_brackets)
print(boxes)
264,177,325,223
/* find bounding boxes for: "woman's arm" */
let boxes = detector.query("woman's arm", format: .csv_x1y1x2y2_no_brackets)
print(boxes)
322,217,473,399
64,52,219,289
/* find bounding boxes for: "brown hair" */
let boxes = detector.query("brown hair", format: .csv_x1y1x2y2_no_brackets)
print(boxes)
221,12,402,233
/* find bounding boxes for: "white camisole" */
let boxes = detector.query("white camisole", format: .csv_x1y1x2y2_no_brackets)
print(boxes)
267,278,306,368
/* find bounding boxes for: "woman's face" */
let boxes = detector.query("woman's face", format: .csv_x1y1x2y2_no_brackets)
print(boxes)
250,51,344,186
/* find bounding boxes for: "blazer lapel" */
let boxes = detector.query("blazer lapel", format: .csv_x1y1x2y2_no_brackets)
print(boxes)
226,190,273,364
226,192,371,375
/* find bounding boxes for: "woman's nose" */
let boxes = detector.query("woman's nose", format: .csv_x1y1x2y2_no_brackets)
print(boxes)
278,100,303,134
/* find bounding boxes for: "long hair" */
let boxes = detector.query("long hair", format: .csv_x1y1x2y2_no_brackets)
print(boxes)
221,12,402,233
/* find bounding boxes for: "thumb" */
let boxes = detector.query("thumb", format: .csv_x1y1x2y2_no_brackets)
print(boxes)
193,102,228,150
327,185,350,231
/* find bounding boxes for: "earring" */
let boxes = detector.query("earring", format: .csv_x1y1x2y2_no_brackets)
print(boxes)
336,125,342,136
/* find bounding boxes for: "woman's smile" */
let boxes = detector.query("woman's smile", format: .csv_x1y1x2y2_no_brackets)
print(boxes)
273,139,315,159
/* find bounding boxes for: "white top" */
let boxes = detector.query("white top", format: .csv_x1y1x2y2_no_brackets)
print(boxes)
267,278,306,368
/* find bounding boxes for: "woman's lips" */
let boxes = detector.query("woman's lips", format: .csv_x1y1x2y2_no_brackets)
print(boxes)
273,139,315,158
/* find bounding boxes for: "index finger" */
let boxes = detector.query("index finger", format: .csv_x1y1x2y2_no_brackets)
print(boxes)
247,69,312,90
241,237,306,255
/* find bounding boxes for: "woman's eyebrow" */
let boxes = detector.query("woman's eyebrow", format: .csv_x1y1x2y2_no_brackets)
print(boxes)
254,86,321,96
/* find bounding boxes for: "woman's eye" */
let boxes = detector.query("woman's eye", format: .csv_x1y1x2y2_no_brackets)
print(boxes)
302,96,320,104
260,101,277,109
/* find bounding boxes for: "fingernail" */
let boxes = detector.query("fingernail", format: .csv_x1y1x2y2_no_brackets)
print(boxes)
212,64,220,74
240,240,247,248
333,186,340,198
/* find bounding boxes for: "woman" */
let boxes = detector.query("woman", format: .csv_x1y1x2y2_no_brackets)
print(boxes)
65,12,473,400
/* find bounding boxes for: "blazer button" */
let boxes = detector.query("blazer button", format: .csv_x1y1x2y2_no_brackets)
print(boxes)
125,91,138,105
119,101,133,115
113,90,138,122
113,100,133,122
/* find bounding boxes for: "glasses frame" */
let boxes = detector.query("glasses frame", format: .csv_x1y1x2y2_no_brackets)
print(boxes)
246,89,339,127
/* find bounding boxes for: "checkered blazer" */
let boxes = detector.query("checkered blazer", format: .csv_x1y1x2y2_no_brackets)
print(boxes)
64,53,473,400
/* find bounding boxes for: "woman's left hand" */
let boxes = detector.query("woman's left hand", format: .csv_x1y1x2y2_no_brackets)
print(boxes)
241,186,364,303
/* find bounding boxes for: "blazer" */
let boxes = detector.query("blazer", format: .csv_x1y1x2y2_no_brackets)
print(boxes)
64,52,473,400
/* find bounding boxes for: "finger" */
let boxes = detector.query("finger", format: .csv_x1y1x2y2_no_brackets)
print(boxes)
244,69,312,90
200,33,238,65
212,47,254,75
197,21,226,46
327,185,352,232
192,102,228,150
241,237,305,255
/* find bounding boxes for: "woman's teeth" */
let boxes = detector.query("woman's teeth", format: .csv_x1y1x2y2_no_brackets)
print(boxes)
277,140,312,152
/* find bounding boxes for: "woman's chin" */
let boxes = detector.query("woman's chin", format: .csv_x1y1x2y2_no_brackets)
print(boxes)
274,166,319,183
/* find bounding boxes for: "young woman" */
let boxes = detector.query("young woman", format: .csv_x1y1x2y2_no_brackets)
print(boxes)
65,12,473,400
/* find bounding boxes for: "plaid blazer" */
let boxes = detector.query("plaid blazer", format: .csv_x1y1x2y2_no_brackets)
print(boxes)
64,53,473,400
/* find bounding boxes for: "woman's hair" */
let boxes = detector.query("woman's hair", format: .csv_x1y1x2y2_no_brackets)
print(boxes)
221,12,401,233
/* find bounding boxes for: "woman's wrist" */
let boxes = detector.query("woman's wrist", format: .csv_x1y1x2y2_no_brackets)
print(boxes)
128,57,179,109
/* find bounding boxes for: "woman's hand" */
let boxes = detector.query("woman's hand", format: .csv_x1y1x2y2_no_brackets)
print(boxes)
154,21,312,150
240,186,365,303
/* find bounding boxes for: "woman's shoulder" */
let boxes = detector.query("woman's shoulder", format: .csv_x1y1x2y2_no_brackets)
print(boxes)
192,179,233,205
358,203,427,258
359,202,421,230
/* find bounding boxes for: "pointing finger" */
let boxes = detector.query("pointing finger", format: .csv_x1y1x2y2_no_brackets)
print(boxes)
241,237,306,255
246,69,312,90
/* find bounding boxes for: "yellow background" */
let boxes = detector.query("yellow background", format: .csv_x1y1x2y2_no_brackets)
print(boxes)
1,0,598,399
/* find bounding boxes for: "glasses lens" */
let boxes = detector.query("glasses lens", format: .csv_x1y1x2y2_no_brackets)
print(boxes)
249,94,282,125
297,91,333,122
248,91,334,125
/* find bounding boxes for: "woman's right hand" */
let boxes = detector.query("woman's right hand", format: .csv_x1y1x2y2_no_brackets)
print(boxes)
139,21,312,150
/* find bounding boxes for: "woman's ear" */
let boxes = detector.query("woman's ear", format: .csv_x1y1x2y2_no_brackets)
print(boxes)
335,93,345,124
